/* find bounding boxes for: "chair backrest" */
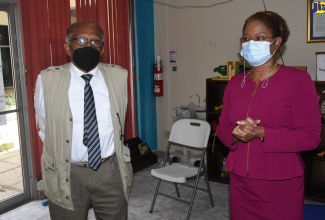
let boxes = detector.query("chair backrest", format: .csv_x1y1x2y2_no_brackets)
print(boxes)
169,119,211,149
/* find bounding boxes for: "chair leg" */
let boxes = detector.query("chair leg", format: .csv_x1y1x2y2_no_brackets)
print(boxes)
150,178,162,213
203,168,214,207
185,174,201,220
174,183,180,197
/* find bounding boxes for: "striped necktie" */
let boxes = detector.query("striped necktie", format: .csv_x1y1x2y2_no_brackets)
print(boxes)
81,74,101,171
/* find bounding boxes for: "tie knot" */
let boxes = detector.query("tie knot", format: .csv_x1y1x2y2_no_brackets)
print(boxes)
81,74,93,83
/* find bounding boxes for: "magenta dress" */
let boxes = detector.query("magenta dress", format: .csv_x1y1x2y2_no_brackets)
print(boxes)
216,65,321,220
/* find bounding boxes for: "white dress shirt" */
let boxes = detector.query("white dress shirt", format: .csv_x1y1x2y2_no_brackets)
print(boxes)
34,63,115,162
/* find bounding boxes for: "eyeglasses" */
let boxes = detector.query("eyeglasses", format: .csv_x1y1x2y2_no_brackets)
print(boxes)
69,37,104,48
239,36,274,43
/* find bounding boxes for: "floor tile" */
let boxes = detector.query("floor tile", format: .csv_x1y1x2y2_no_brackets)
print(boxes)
0,161,324,220
0,161,20,173
0,201,49,220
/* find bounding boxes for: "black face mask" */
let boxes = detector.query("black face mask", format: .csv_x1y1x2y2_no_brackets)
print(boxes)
71,46,100,72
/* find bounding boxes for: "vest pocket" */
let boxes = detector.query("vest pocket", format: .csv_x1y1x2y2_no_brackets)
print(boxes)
122,145,133,197
41,154,60,199
122,145,131,162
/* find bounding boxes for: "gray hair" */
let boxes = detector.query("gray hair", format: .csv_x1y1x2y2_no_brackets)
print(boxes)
65,21,104,43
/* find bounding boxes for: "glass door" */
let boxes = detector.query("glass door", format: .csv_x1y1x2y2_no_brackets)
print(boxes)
0,3,34,214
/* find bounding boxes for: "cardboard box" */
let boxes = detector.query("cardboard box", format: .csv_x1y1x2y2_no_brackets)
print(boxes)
316,52,325,81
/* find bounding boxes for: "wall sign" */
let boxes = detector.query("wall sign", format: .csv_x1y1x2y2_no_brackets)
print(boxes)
169,49,177,64
308,0,325,42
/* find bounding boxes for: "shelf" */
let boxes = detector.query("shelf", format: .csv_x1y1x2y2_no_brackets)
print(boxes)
303,82,325,202
314,81,325,87
305,185,325,202
208,176,230,184
206,111,222,115
313,156,325,161
206,79,230,184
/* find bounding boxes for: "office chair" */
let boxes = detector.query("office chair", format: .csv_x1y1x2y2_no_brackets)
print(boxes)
149,119,214,220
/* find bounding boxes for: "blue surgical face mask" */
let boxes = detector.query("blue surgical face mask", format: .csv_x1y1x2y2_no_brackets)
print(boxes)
240,38,276,66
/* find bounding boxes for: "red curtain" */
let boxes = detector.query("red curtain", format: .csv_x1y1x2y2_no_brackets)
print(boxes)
20,0,71,179
20,0,135,179
74,0,136,141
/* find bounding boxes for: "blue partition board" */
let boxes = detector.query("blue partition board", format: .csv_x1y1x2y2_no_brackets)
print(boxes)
134,0,157,150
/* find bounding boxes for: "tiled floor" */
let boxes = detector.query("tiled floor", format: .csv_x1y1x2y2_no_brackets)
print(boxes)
0,159,324,220
0,160,230,220
0,149,24,201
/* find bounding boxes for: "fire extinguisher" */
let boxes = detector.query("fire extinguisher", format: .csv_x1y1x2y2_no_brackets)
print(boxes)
154,56,163,96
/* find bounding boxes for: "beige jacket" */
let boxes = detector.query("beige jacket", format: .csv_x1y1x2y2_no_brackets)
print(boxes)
40,63,132,211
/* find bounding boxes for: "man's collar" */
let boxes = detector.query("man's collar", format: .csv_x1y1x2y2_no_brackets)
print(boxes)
70,62,101,80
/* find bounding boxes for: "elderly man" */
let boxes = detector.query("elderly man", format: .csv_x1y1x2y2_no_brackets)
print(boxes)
34,21,132,220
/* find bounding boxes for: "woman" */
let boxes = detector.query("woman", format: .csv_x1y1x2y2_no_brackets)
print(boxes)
216,11,321,220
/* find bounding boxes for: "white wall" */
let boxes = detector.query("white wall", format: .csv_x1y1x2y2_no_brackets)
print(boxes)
154,0,323,150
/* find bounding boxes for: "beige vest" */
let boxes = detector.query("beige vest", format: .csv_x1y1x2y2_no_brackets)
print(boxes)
40,63,132,210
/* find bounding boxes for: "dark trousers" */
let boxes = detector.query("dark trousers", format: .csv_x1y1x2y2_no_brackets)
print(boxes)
49,154,128,220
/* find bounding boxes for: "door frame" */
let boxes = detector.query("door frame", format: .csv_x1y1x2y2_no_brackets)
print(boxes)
0,0,36,214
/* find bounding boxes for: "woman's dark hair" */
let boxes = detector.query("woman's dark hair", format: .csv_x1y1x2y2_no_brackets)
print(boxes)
243,11,290,46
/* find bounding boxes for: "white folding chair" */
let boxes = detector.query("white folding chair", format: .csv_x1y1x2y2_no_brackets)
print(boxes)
149,119,214,220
